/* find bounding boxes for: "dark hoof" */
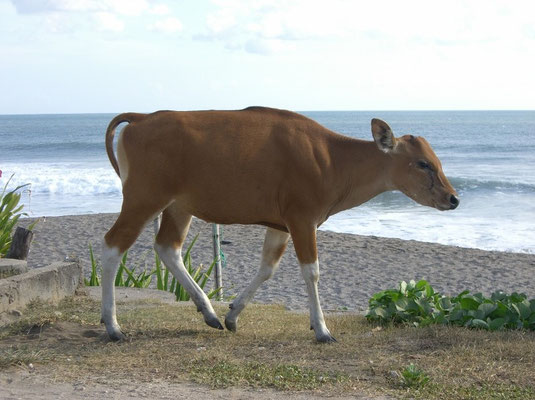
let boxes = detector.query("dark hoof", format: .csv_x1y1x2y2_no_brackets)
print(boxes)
102,319,126,341
316,334,337,343
108,330,126,342
224,317,237,332
205,316,224,330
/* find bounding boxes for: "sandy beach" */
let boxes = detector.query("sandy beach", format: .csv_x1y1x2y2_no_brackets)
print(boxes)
19,213,535,312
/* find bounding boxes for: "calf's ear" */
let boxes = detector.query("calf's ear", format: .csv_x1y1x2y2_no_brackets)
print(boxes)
371,118,397,152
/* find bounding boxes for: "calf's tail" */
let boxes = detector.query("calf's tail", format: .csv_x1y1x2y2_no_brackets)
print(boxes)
105,113,145,177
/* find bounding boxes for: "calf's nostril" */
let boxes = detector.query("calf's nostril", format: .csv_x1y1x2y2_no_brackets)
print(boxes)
449,194,459,209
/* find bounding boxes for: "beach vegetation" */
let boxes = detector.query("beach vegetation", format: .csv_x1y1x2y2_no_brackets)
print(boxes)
153,234,221,301
0,173,34,257
86,244,100,286
397,363,430,389
85,235,221,300
114,251,154,289
366,279,535,331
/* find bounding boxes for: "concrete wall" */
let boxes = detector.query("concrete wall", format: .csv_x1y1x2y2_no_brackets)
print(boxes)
0,258,28,279
0,261,82,314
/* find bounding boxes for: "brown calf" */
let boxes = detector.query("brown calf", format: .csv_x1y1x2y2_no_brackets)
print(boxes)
101,107,458,342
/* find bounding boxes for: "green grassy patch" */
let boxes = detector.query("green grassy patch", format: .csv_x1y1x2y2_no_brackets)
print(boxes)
189,359,348,390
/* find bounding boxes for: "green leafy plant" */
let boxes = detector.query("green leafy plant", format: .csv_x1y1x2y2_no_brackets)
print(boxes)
86,244,100,286
159,235,221,301
366,279,439,327
0,173,32,257
86,235,221,300
398,363,430,388
115,251,153,288
366,279,535,331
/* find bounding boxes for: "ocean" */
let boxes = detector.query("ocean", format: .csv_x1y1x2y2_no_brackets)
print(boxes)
1,111,534,254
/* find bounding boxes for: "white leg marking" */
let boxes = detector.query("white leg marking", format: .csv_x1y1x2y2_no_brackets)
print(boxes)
154,243,223,329
100,243,125,340
225,228,290,331
301,260,336,342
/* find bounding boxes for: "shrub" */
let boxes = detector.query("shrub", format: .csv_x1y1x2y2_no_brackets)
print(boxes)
399,363,430,388
366,279,535,331
0,173,32,257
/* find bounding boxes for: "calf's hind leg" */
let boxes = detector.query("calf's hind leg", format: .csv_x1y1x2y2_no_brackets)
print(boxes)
101,201,164,341
225,227,290,332
154,205,223,330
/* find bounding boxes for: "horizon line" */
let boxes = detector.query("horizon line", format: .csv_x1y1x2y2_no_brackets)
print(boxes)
1,108,534,116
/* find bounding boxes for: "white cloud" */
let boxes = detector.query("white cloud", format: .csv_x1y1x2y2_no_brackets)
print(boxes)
105,0,149,17
148,17,183,34
243,38,292,55
94,11,124,32
199,0,535,54
9,0,153,15
10,0,105,14
8,0,183,34
198,0,388,54
18,0,179,16
203,0,337,42
149,4,170,16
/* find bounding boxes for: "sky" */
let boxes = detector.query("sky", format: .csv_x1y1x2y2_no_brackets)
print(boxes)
1,0,534,114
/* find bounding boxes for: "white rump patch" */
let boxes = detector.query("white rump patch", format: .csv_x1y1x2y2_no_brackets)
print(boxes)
117,127,129,186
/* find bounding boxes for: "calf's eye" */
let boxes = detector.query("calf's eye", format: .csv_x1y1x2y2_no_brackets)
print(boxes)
417,161,430,169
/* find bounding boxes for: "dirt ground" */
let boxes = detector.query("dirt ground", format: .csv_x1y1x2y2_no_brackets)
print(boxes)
1,368,377,400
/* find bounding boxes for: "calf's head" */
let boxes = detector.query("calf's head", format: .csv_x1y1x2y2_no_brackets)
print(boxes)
371,118,459,211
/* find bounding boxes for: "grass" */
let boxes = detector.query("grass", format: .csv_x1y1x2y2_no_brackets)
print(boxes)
0,347,51,368
1,296,535,399
189,359,347,390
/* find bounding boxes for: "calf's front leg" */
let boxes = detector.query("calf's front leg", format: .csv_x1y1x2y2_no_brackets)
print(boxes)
300,260,336,342
290,223,336,343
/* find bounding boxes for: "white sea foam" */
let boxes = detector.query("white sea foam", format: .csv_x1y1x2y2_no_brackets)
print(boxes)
2,162,123,217
3,162,534,253
3,162,122,196
320,190,535,254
